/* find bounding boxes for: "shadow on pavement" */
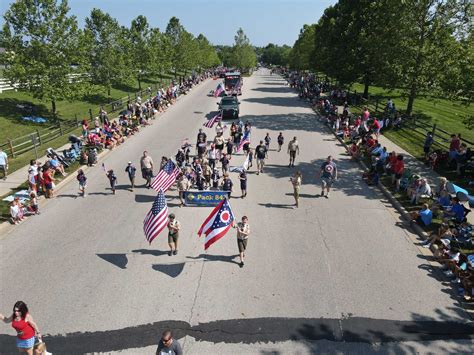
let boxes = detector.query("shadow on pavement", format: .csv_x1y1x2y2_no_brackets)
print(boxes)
258,202,294,209
135,194,156,203
240,113,319,133
243,97,308,108
132,249,170,257
7,315,472,353
251,87,293,94
97,253,128,269
187,253,240,265
152,262,185,277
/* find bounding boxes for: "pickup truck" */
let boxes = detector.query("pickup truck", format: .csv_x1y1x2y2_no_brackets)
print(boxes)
218,96,240,120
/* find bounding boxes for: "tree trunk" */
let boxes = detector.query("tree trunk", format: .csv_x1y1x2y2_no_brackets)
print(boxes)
51,99,57,118
363,74,370,99
137,76,142,90
107,87,111,97
406,83,417,117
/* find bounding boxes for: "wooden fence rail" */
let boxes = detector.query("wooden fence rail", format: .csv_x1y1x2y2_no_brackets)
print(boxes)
0,76,181,161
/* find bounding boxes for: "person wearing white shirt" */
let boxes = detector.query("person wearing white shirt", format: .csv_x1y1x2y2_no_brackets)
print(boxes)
0,148,8,180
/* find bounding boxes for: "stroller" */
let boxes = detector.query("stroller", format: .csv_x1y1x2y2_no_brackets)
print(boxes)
46,147,71,168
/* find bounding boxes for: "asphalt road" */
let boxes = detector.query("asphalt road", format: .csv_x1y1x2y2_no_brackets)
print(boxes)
0,69,472,354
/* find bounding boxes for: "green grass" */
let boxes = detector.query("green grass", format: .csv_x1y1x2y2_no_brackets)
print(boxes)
0,72,180,174
349,83,474,143
347,83,473,191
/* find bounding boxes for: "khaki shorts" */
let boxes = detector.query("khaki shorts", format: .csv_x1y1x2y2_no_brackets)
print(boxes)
168,233,179,244
237,238,248,253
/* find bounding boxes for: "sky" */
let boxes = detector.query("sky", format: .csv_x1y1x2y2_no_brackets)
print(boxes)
0,0,336,47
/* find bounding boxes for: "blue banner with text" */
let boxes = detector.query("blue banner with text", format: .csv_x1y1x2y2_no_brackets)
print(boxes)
183,190,229,206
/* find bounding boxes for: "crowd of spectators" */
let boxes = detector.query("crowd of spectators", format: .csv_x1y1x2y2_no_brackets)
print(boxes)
9,71,213,225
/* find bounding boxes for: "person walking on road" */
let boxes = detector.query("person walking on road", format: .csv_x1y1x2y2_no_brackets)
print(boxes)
233,216,250,268
140,151,154,188
290,170,302,208
255,141,267,175
239,169,247,198
222,173,233,198
77,169,87,197
156,329,183,355
320,156,337,198
167,214,181,256
277,132,284,152
106,169,117,194
287,137,300,167
0,147,8,180
125,162,137,191
1,301,43,355
264,133,271,152
177,171,190,206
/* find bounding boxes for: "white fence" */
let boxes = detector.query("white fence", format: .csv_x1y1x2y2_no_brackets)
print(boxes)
0,78,16,93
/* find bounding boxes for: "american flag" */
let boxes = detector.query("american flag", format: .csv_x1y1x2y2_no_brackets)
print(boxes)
143,190,168,244
237,130,250,152
150,159,180,192
214,83,224,97
198,198,235,250
203,113,222,128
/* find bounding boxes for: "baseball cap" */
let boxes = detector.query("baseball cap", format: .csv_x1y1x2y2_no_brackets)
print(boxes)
128,161,132,164
169,213,175,219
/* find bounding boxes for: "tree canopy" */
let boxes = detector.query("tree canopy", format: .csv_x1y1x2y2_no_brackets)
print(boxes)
285,0,472,115
0,2,220,111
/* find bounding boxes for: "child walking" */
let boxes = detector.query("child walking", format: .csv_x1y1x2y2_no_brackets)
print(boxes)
77,169,87,197
106,169,117,194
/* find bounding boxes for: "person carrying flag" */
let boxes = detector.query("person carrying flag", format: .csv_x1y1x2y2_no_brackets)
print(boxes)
167,213,181,256
233,216,250,268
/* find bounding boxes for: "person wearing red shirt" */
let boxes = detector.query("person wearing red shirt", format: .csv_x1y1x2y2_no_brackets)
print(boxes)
392,155,405,190
372,118,381,137
1,301,42,354
448,134,461,162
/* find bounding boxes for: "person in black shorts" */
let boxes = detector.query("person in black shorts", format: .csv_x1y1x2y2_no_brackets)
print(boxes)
239,169,247,198
255,141,267,175
277,132,284,152
222,173,233,198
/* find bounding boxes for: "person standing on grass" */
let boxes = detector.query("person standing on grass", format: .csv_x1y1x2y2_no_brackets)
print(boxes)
156,329,183,355
106,169,117,194
125,161,137,191
1,301,42,355
77,169,87,197
290,170,302,208
320,156,337,198
233,216,250,268
140,151,154,188
0,147,8,180
167,214,181,256
277,132,284,152
287,137,300,167
423,132,434,160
